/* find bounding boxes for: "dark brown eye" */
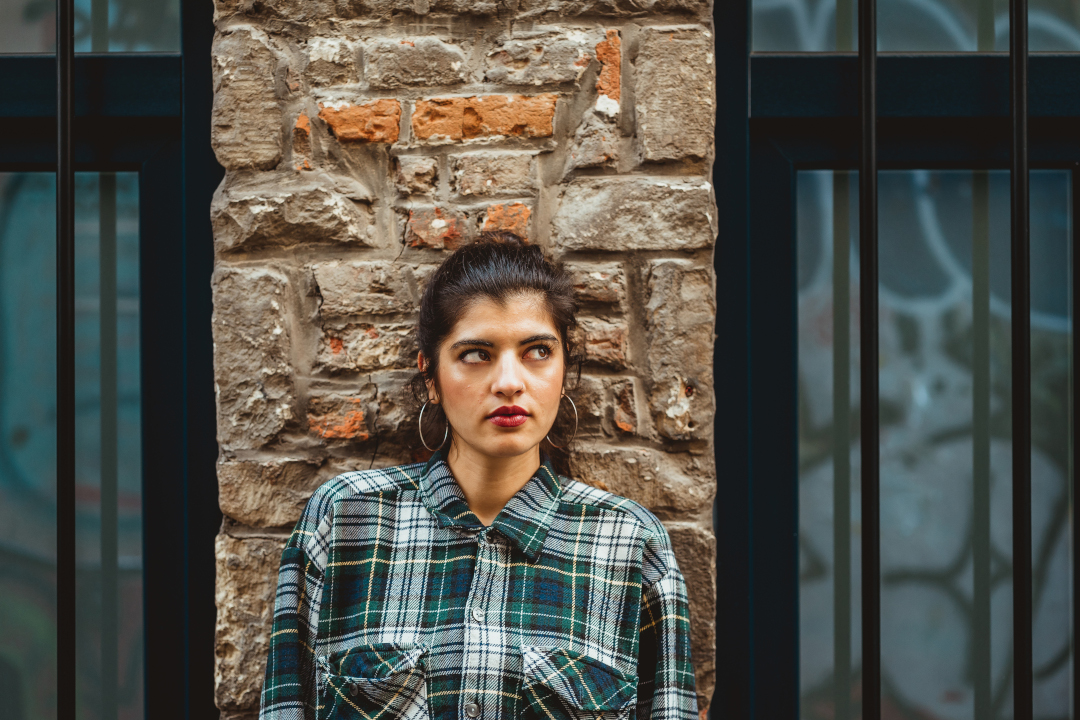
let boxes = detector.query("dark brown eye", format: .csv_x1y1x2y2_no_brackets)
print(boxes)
460,349,488,363
525,345,551,360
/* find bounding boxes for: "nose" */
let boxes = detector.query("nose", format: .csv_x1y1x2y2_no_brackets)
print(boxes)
491,352,525,397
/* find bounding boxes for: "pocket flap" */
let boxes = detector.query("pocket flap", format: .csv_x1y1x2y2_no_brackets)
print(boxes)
522,646,637,712
328,643,427,680
322,643,428,715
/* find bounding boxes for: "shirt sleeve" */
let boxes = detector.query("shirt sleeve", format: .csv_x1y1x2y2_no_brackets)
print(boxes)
259,521,327,720
636,528,699,720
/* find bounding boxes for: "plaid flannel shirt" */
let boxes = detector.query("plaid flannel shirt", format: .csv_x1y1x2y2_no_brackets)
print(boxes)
259,449,698,720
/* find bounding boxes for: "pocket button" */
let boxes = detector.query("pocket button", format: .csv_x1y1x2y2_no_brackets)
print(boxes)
348,682,358,697
471,607,485,622
464,701,481,718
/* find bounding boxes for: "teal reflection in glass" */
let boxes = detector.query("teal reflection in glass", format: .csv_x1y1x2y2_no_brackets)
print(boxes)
0,171,58,720
754,0,1080,51
797,169,1074,719
0,171,144,720
0,0,179,54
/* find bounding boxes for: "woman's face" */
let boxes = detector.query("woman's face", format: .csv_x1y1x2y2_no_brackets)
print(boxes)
423,292,565,462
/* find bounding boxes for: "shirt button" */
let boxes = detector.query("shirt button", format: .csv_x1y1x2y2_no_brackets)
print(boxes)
471,607,485,622
464,701,481,718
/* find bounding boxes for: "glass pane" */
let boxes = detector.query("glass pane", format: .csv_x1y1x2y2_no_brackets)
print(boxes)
0,172,58,720
797,169,1074,719
796,170,864,719
753,0,1080,51
74,172,143,720
0,0,180,54
0,172,144,720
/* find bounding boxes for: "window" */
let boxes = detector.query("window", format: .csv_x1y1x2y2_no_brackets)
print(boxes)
712,1,1080,717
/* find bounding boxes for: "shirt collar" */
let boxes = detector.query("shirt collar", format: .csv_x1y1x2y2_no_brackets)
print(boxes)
419,449,563,561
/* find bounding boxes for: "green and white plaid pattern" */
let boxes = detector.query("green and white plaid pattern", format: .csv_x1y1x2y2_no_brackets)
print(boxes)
259,449,698,720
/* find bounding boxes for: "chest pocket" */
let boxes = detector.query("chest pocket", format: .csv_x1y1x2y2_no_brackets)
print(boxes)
318,643,429,720
521,646,638,720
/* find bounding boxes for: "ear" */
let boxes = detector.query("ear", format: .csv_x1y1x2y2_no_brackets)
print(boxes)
418,352,440,404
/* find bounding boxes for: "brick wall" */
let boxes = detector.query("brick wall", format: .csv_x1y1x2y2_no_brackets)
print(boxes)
209,2,717,717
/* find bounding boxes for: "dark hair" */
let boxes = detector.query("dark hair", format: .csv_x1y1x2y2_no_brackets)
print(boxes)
408,230,582,470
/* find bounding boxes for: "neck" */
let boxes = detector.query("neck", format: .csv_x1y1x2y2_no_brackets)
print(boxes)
446,441,541,526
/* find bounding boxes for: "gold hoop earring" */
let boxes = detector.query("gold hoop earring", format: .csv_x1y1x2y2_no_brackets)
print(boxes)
545,394,578,449
419,401,449,452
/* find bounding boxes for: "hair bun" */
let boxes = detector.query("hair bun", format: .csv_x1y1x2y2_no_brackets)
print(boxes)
476,230,527,247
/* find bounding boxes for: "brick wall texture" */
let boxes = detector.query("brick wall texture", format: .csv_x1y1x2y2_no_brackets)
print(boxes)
210,2,718,718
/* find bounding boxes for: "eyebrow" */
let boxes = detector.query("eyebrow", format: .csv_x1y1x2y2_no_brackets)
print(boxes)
448,333,559,351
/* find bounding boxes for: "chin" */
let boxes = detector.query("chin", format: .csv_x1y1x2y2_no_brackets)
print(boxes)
475,433,543,459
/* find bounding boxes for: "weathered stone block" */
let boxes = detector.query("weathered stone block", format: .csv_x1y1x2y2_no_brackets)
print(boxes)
636,27,715,162
214,532,285,712
563,113,618,175
404,207,470,250
451,153,534,197
318,99,402,143
568,374,640,438
481,203,531,237
335,0,500,17
214,0,333,21
612,378,637,434
317,323,416,374
218,457,324,528
312,261,416,316
567,262,626,305
517,0,708,16
212,180,375,252
412,95,557,143
667,522,717,714
307,390,375,442
571,444,714,516
394,156,439,195
211,28,283,171
212,267,295,450
305,37,360,87
572,316,628,370
366,38,467,88
643,259,715,441
550,176,715,252
485,29,601,86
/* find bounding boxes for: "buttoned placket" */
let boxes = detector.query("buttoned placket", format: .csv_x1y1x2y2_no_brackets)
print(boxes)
459,525,507,720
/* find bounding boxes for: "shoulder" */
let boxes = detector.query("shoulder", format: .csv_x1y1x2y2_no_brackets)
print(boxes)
556,476,678,586
288,462,426,550
557,476,669,541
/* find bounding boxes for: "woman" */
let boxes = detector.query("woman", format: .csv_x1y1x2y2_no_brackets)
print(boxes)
259,232,698,720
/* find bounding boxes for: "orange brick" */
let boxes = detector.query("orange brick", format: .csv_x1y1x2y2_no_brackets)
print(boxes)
308,397,369,440
482,203,530,237
318,99,401,143
595,30,621,101
406,207,469,250
293,112,313,171
412,95,557,142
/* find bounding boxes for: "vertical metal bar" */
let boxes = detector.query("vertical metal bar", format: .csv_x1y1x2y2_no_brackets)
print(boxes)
972,4,995,716
1010,0,1033,714
972,170,993,720
832,172,852,720
56,0,75,718
858,0,880,718
99,172,119,720
1072,167,1079,720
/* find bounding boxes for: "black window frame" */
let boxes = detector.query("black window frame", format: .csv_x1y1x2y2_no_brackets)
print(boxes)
0,0,221,716
712,5,1080,719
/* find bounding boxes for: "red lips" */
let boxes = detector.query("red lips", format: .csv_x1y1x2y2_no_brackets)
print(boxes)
487,405,529,427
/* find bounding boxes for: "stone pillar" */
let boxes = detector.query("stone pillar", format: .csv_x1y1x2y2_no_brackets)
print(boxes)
210,3,717,718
